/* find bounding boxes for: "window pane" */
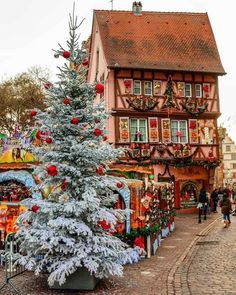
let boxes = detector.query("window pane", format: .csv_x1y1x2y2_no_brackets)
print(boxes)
130,119,138,141
185,84,192,97
171,120,178,143
134,81,141,95
195,84,202,98
180,121,187,143
144,81,152,95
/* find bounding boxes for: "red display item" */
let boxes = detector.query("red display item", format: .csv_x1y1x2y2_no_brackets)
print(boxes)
176,131,182,138
95,118,100,124
45,137,52,144
203,85,209,92
63,98,70,105
30,110,37,117
97,167,104,175
100,219,111,230
94,128,102,136
71,117,79,125
95,83,104,94
62,51,70,58
36,131,41,140
47,165,58,177
103,136,108,141
82,59,89,66
134,236,145,249
124,79,131,88
31,205,39,213
116,182,123,189
189,121,197,129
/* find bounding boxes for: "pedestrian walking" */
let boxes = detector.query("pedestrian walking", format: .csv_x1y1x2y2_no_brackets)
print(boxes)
197,187,208,223
219,193,232,227
210,188,218,213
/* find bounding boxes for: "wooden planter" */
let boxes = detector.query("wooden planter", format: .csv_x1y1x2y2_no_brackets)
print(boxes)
50,267,100,291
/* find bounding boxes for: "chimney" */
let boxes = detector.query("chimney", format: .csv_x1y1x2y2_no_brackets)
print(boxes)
132,1,142,16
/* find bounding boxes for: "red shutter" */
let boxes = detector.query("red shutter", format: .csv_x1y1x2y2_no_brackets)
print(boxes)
148,117,159,142
161,119,171,143
119,117,130,142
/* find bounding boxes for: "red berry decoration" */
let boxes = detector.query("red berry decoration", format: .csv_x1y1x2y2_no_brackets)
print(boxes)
30,110,37,117
31,205,39,213
100,219,111,230
94,128,102,136
95,83,104,94
61,179,68,190
95,118,100,124
82,59,89,66
47,165,58,177
44,82,52,89
97,167,104,175
62,51,70,58
116,182,123,189
63,98,70,105
45,137,52,144
71,117,79,125
103,136,108,141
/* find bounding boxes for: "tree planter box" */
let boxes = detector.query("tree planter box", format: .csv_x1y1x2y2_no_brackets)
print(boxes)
50,267,100,291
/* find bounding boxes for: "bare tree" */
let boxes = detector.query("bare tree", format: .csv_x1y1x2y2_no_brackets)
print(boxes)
0,71,46,135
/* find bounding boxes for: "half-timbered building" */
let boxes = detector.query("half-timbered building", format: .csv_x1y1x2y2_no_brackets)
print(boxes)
88,2,225,208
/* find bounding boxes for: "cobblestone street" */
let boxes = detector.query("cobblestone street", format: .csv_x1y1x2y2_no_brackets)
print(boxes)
0,212,223,295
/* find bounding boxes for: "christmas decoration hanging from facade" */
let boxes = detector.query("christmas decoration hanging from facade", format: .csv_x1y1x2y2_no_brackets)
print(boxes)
161,75,179,110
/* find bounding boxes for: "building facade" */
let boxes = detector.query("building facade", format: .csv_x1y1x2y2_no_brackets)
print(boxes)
220,129,236,188
88,3,225,208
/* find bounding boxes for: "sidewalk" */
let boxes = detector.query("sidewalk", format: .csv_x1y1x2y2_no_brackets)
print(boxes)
0,212,219,295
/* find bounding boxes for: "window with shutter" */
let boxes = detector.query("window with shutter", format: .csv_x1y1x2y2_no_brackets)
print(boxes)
148,118,159,142
133,80,141,95
170,120,188,143
144,81,152,95
185,83,192,97
130,118,148,142
119,117,130,143
153,80,162,95
161,118,171,143
195,84,202,98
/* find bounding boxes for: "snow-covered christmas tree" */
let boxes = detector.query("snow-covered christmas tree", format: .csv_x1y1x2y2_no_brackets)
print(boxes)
16,8,139,288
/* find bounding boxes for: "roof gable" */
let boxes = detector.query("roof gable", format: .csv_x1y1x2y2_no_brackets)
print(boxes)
94,10,225,75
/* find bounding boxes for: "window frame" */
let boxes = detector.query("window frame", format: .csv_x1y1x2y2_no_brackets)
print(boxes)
130,118,148,142
185,83,192,97
195,84,202,98
144,81,152,96
226,145,231,152
133,80,142,95
171,120,188,143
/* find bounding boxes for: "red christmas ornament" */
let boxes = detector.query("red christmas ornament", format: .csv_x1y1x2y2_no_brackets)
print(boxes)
63,98,70,105
62,51,70,58
44,82,52,89
116,182,123,189
71,117,79,125
94,128,102,136
47,165,58,177
31,205,39,213
45,137,52,144
103,136,108,141
189,121,196,129
100,219,111,230
95,83,104,94
82,59,89,66
134,236,145,249
30,110,37,117
61,179,68,190
97,167,104,175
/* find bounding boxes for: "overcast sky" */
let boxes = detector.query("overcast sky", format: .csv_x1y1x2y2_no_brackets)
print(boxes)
0,0,235,140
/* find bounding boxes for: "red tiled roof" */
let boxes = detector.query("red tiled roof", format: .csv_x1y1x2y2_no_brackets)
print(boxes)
94,10,225,75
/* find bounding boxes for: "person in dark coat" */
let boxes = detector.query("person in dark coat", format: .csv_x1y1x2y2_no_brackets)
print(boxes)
211,188,219,213
219,194,232,227
198,188,208,223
